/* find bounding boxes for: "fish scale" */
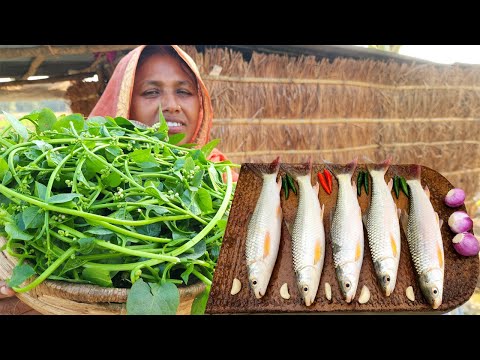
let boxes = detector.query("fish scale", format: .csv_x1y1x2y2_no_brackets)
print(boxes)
402,177,444,309
330,169,364,303
290,172,325,306
292,175,325,272
245,164,282,299
406,181,443,274
245,173,281,262
365,169,401,296
331,174,363,267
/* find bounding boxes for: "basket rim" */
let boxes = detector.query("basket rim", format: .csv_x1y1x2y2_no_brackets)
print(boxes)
0,236,206,305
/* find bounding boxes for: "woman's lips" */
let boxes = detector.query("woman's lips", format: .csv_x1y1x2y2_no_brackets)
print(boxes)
167,121,185,134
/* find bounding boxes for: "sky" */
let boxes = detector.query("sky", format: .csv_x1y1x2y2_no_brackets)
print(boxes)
356,45,480,65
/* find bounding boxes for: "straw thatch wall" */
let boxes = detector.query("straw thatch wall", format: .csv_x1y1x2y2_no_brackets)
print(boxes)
66,45,480,209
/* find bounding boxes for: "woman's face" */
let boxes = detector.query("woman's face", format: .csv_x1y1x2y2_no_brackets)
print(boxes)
130,53,200,144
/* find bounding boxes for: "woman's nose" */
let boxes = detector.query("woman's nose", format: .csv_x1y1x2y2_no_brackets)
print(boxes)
161,94,181,112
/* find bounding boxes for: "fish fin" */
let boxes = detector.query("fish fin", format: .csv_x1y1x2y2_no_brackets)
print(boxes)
362,214,367,227
320,203,325,220
283,218,294,237
323,157,357,181
400,209,409,235
263,231,271,258
424,185,430,200
276,176,282,193
314,239,322,265
437,242,444,268
387,178,394,192
313,181,320,196
329,209,335,229
355,240,362,261
390,232,398,258
394,203,400,219
435,211,443,228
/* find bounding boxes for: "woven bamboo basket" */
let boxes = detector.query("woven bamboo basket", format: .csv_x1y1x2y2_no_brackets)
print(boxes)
0,237,205,315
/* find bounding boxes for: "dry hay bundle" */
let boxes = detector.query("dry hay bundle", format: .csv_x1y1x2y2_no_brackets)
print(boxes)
179,46,480,209
65,80,102,117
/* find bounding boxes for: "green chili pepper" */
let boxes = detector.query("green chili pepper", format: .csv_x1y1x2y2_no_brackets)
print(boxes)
363,172,369,195
393,176,400,199
357,171,364,196
282,175,289,199
400,176,409,197
286,173,297,195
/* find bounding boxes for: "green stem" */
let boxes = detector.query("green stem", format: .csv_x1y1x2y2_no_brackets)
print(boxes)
94,240,179,262
82,145,144,190
191,268,212,286
83,258,162,271
12,247,76,293
170,166,232,257
0,183,191,227
88,219,178,243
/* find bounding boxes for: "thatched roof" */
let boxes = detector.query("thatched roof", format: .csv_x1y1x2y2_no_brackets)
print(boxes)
0,45,433,83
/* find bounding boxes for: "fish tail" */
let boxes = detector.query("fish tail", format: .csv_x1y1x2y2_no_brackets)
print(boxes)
324,157,357,180
364,156,392,175
247,156,281,178
282,156,312,180
404,164,422,181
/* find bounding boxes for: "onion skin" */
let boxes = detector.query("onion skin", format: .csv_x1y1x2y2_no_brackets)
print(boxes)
448,211,473,233
452,233,480,256
444,188,466,208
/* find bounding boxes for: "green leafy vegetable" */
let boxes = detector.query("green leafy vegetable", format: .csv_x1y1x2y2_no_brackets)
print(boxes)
7,264,36,287
191,288,210,315
126,279,179,315
0,110,239,314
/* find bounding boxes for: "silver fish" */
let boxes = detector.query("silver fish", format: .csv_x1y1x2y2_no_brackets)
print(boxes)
400,165,444,310
290,161,325,306
364,159,401,296
245,157,282,299
328,159,364,303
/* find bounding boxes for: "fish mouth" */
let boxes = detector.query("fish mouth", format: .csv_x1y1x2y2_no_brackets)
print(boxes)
384,287,392,297
304,297,312,307
345,294,354,303
254,288,265,299
432,299,442,310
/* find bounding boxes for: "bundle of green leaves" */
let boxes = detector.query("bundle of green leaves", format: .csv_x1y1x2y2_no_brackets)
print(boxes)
0,108,237,314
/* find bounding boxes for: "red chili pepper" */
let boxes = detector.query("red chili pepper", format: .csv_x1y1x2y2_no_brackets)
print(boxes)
323,169,333,194
317,172,331,194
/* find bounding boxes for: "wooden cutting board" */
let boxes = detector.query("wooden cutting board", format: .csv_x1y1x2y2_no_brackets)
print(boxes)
206,163,479,314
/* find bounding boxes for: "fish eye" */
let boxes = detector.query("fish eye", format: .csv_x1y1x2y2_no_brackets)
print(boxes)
303,286,309,292
433,288,438,295
384,275,390,283
345,282,351,288
252,280,257,286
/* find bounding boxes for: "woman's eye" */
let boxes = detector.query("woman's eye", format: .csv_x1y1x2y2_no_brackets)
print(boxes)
177,89,192,96
143,89,160,97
